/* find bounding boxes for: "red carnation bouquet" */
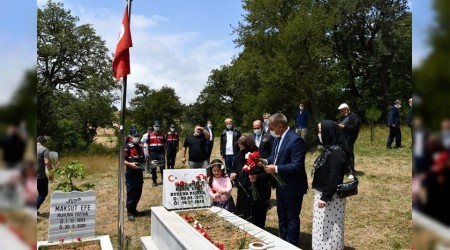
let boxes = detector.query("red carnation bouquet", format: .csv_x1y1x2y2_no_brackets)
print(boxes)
242,152,259,201
245,151,286,188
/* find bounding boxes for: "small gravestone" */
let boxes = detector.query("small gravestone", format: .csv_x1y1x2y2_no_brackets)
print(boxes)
163,169,211,210
47,191,96,242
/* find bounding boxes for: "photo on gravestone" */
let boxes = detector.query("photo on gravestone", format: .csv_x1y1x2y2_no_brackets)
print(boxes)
163,169,211,210
47,191,96,242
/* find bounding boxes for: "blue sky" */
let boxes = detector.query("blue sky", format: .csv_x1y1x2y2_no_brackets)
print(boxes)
412,0,435,67
0,1,420,106
36,0,246,105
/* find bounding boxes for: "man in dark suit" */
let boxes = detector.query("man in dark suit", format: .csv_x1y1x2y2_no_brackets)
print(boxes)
249,120,273,159
249,119,274,210
205,120,214,163
263,113,308,247
220,118,241,175
387,99,402,149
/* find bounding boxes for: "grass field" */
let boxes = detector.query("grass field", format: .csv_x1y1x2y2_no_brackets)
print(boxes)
37,125,412,249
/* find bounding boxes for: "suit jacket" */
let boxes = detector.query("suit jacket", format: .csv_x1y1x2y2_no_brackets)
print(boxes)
388,106,401,127
220,128,241,156
267,128,308,196
249,131,273,159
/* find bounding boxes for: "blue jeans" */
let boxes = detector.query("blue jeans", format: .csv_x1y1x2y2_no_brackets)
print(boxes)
224,155,235,176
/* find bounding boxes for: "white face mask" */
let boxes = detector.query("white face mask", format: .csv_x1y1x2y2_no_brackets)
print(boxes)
170,128,175,132
226,124,233,130
133,137,140,144
299,106,304,110
318,133,322,143
194,132,201,137
254,129,262,136
264,119,269,124
153,126,160,131
207,123,212,128
270,130,280,138
397,105,401,109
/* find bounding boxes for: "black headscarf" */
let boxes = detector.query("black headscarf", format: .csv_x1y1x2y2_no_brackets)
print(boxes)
312,120,351,176
320,120,350,155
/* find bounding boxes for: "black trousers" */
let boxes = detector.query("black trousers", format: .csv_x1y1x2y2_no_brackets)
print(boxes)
387,126,402,148
166,148,177,169
348,143,355,172
37,178,49,210
125,168,143,214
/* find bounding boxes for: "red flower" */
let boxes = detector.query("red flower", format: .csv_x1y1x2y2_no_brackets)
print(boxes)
77,237,82,242
211,189,217,194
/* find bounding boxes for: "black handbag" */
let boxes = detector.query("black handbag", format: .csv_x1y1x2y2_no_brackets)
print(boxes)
336,172,359,198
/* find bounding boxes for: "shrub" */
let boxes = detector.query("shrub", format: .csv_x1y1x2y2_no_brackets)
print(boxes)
51,160,95,192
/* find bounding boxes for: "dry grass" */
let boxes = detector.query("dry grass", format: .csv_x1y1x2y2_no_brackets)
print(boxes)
37,125,412,249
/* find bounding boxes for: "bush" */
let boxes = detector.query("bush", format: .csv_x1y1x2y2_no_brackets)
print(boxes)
51,160,95,192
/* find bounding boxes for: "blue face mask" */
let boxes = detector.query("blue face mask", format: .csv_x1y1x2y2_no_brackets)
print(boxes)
254,129,262,136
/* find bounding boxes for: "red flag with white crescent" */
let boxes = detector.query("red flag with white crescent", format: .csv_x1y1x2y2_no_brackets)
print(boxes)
113,4,133,80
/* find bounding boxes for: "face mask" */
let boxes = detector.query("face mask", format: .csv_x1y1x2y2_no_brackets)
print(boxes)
226,124,233,130
397,105,401,109
194,132,201,137
133,137,140,144
207,123,212,128
318,133,322,143
254,129,262,136
170,128,175,132
299,106,304,110
264,119,269,124
270,130,280,138
153,126,160,131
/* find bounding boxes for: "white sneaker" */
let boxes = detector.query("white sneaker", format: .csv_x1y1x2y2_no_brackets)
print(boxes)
348,174,354,180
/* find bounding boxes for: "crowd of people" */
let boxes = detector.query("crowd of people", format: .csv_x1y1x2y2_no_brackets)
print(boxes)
35,97,416,248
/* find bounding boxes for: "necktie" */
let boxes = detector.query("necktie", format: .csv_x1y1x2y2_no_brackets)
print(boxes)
274,138,281,164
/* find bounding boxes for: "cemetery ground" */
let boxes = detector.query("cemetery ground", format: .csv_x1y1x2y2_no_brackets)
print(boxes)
37,125,412,249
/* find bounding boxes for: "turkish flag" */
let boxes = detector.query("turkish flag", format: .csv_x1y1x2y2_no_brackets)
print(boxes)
113,5,133,80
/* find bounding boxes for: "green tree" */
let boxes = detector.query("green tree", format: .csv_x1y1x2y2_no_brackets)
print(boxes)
128,84,183,132
37,0,116,150
329,0,411,111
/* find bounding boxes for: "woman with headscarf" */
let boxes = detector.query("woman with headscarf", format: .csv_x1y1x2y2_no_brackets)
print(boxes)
311,120,350,249
230,135,272,229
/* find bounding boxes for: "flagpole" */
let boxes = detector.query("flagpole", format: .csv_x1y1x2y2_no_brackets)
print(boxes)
118,1,132,249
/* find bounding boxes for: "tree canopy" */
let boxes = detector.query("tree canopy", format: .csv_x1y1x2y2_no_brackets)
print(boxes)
37,0,117,151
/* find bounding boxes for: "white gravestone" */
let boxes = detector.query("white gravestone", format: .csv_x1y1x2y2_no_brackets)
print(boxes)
47,191,96,242
163,169,211,210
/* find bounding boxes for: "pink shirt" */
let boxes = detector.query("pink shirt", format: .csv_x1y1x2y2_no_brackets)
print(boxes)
208,176,232,202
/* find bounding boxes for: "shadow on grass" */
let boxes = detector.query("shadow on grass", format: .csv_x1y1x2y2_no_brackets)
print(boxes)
355,170,365,177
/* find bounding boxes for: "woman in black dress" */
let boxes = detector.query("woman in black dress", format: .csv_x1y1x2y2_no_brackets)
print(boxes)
230,135,272,229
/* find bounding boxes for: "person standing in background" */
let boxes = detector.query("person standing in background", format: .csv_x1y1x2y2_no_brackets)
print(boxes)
337,103,360,179
407,98,413,145
205,120,214,163
295,103,309,141
166,124,179,169
148,120,166,187
220,118,241,175
37,136,53,214
387,99,402,149
263,113,271,133
182,124,210,168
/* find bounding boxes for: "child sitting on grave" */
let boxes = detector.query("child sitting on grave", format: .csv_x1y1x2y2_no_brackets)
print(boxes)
207,159,235,213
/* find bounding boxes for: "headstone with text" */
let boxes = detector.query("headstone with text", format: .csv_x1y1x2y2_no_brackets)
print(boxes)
163,169,211,210
47,191,96,242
